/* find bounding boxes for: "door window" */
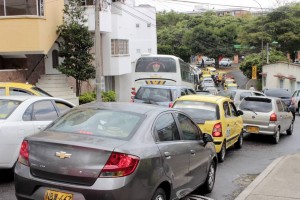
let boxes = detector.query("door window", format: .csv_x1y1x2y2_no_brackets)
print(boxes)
32,101,58,121
23,105,33,121
229,102,238,116
9,88,33,96
223,102,231,117
0,87,5,95
55,101,73,115
253,92,265,96
176,113,201,140
155,113,180,142
276,100,284,112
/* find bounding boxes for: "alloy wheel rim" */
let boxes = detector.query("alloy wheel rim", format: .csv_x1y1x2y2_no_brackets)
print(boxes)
208,164,215,188
155,195,164,200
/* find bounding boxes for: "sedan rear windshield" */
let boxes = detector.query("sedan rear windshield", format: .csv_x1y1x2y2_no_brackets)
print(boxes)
240,99,272,113
173,101,219,123
0,100,21,119
135,87,172,102
47,109,144,140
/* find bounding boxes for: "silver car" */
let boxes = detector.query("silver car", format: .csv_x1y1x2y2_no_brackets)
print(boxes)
239,96,294,144
15,102,217,200
292,89,300,115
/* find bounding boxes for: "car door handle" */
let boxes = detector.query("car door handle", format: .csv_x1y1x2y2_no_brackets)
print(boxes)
190,150,196,155
164,152,171,159
37,126,45,130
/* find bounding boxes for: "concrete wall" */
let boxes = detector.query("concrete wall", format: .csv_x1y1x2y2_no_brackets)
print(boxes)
262,63,300,93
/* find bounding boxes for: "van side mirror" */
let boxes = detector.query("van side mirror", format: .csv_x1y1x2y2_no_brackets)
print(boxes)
203,133,214,143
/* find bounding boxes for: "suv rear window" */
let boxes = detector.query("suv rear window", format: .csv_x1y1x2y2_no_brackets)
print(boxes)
173,101,219,123
240,98,272,113
264,89,291,98
135,87,172,102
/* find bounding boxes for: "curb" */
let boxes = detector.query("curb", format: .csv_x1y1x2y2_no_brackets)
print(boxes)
235,156,285,200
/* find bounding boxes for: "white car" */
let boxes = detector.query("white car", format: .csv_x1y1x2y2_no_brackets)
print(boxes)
201,77,215,88
0,96,75,169
220,58,232,66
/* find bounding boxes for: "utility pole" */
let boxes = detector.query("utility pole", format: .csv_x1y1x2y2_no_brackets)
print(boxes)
95,0,102,101
266,42,269,64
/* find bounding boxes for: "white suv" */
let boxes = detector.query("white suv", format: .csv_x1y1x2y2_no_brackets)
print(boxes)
220,58,232,66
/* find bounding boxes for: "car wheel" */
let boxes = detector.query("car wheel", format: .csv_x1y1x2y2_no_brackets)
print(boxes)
235,131,243,149
201,161,216,193
287,122,294,135
217,143,226,162
151,188,166,200
273,129,280,144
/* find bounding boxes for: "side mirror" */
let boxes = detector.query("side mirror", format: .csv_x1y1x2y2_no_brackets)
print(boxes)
237,110,244,116
203,133,214,143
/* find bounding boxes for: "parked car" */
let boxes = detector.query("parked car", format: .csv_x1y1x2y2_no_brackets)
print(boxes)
239,96,294,144
15,102,217,200
263,88,295,120
173,95,244,162
0,96,75,169
0,82,52,96
133,85,196,107
292,89,300,115
219,58,232,67
204,58,215,66
229,89,266,107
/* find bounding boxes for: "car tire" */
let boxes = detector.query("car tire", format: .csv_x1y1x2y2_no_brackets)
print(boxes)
201,161,216,193
287,122,294,135
273,129,280,144
151,188,166,200
217,143,226,162
235,131,243,149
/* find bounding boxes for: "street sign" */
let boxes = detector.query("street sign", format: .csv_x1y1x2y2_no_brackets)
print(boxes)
252,65,257,80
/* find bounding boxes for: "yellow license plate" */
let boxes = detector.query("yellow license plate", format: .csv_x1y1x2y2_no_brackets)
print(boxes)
44,190,73,200
247,126,259,133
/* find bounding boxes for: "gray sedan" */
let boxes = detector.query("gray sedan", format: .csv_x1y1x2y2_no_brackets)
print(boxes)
239,96,294,144
15,102,217,200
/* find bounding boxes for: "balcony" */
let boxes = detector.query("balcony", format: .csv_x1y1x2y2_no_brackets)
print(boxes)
84,6,111,33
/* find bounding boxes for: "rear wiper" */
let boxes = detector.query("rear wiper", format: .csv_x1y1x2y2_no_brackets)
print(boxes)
243,108,257,115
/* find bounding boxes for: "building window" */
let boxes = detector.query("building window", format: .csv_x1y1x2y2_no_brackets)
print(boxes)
81,0,94,6
136,23,140,28
1,0,44,16
279,79,284,88
52,50,59,69
111,39,129,56
147,23,151,27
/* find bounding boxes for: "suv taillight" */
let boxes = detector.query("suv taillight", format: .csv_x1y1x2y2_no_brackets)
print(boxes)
212,123,222,137
270,113,277,122
131,87,136,102
18,140,29,166
100,152,139,178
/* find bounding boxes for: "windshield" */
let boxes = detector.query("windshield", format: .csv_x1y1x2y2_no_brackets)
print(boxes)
32,87,52,97
135,87,172,102
0,100,21,119
48,109,143,140
240,99,272,113
264,89,291,98
135,57,177,73
173,101,219,123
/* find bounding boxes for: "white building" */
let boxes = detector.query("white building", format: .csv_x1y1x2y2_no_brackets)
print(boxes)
84,0,157,101
262,62,300,93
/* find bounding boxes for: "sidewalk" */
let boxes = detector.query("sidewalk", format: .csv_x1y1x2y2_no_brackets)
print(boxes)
235,154,300,200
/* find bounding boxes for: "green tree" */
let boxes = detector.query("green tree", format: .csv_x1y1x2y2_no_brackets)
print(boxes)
240,49,287,79
57,0,95,96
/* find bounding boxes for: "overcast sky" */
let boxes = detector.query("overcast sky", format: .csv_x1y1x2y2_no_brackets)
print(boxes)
135,0,299,12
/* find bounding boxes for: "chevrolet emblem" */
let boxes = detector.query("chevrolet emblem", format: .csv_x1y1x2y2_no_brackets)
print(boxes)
55,151,72,159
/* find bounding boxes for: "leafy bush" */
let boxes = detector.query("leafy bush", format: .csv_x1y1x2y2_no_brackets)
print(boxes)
79,91,116,104
101,91,116,102
79,92,96,105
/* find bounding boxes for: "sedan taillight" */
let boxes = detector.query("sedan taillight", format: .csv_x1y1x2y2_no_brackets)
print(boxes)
212,123,222,137
18,140,29,166
100,152,139,178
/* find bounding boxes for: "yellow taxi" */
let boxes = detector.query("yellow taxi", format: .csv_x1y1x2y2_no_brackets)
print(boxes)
223,78,235,90
202,67,217,75
217,71,227,82
173,95,244,162
0,82,51,96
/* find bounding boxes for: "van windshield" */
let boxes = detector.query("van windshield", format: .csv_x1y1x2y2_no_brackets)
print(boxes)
135,57,177,73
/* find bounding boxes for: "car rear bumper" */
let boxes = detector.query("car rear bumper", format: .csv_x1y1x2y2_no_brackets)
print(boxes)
243,123,277,135
14,163,153,200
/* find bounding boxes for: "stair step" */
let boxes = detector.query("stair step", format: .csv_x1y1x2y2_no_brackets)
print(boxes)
36,83,69,88
38,79,67,84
